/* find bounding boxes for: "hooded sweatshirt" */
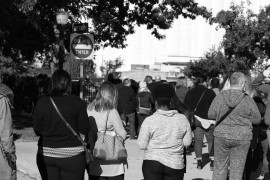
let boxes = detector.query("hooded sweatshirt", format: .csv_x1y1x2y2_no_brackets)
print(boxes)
137,109,192,169
208,89,261,141
0,92,15,180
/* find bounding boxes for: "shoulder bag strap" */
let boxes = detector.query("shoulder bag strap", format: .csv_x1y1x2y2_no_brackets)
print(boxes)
103,110,110,133
215,94,246,127
49,97,86,146
194,89,207,112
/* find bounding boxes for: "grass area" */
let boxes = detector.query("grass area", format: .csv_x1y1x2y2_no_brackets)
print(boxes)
12,114,38,142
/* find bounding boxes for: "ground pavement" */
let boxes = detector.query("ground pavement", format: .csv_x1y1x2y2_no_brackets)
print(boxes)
17,171,35,180
16,139,263,180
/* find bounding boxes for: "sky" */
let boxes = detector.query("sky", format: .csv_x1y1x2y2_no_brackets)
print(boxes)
93,0,270,74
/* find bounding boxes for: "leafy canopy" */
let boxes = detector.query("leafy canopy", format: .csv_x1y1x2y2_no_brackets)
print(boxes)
0,0,211,64
184,2,270,79
212,2,270,70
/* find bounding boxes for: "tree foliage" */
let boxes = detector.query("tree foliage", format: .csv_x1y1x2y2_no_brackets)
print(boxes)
0,0,211,68
64,58,97,79
100,57,124,79
211,2,270,70
184,49,228,79
185,2,270,78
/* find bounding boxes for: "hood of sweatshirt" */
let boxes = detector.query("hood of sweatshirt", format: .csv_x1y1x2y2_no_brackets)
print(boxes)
156,109,179,117
220,89,246,108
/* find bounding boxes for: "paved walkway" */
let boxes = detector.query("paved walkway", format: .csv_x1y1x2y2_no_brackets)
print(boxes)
16,140,262,180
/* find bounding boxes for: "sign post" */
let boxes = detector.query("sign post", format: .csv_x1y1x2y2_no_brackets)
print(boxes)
70,33,94,99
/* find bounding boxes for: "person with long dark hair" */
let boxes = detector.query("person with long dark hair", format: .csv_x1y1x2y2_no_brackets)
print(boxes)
33,70,90,180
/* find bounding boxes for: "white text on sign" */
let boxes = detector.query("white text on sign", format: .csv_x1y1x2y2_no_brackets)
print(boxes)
75,50,90,55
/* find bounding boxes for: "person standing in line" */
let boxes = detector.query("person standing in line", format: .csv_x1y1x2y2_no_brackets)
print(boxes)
82,75,98,105
183,76,216,170
175,77,189,103
33,70,90,180
0,75,16,180
147,75,163,93
87,81,127,180
256,70,270,180
117,78,137,139
208,72,261,180
137,83,192,180
252,90,269,180
144,75,153,85
210,77,220,95
136,81,154,135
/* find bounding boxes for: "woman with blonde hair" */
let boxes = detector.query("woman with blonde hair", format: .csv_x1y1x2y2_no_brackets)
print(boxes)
87,81,127,180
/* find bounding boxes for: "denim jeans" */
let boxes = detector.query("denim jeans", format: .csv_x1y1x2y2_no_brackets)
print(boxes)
212,137,250,180
193,126,214,159
120,112,136,138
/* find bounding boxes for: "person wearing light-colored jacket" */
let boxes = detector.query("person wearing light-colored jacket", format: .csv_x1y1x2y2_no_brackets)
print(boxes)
137,83,192,180
87,81,127,180
0,79,16,180
208,72,261,180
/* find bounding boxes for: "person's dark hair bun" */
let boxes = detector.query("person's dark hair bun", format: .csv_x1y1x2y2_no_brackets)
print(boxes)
152,83,175,99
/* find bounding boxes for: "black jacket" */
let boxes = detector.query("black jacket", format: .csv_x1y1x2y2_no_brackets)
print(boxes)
33,95,90,148
136,91,154,111
117,86,136,114
184,85,216,119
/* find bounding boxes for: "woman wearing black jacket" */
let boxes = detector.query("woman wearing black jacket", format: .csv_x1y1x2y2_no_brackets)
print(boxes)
33,70,90,180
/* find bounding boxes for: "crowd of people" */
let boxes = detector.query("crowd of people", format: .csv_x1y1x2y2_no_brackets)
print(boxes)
1,69,270,180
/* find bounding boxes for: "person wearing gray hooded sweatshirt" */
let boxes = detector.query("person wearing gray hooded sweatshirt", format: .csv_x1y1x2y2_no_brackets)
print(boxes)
0,76,16,180
208,72,261,180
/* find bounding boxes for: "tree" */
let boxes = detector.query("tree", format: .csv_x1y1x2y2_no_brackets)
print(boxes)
211,2,270,71
100,57,124,79
0,0,212,70
184,48,229,79
64,57,97,80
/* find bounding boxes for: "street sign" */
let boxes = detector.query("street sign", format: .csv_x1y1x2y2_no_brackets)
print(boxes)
70,34,94,60
72,23,88,33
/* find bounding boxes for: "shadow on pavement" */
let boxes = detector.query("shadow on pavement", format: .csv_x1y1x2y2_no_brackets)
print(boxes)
12,113,33,130
186,142,207,156
12,112,38,142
